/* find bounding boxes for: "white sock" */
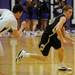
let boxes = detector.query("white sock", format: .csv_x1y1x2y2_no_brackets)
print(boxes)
58,63,65,67
23,52,31,57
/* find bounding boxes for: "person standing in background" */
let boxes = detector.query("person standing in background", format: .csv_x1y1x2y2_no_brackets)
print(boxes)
38,0,50,31
20,0,32,34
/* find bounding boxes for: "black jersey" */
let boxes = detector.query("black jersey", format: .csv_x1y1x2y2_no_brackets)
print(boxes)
45,14,66,34
39,14,67,47
49,14,66,29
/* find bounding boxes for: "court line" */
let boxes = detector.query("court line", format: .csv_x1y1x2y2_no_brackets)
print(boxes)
29,65,34,75
39,65,44,75
51,47,57,75
0,41,4,56
72,41,75,75
10,38,17,75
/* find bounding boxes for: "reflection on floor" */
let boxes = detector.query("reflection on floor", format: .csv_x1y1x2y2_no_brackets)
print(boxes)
0,34,75,75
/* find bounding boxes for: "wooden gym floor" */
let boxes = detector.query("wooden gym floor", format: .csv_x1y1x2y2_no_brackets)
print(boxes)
0,33,75,75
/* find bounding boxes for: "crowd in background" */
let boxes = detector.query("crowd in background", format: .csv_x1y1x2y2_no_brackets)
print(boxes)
15,0,66,35
16,0,50,35
0,0,66,36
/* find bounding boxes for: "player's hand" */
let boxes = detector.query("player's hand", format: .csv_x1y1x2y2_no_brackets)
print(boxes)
62,39,68,43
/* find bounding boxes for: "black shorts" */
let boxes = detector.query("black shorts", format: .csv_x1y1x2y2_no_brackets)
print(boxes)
39,25,53,46
50,34,61,49
39,34,61,56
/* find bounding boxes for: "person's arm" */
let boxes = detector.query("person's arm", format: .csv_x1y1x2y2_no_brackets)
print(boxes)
19,21,26,33
53,17,66,32
53,17,66,42
57,28,66,43
61,27,75,42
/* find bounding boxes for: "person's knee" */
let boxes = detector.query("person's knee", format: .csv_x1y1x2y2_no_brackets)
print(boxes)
54,43,61,50
41,50,49,56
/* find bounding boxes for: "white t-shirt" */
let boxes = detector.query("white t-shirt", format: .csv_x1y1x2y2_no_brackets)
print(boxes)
0,9,18,32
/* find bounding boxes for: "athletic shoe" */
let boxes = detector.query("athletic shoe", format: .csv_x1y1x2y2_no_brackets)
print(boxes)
16,49,30,61
58,65,72,71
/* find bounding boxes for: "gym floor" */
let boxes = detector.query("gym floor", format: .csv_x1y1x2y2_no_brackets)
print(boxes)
0,33,75,75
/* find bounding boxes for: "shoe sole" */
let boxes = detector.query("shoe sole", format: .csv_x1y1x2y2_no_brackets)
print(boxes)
16,50,23,62
58,68,72,71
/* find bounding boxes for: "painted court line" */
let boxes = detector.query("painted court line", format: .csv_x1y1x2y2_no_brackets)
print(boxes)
10,38,17,75
39,65,44,75
29,65,34,75
0,41,4,56
72,41,75,75
51,47,57,75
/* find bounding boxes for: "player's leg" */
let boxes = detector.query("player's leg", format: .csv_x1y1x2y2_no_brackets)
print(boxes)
39,32,49,48
19,21,27,33
39,7,49,30
57,47,72,71
51,35,72,71
30,7,38,33
16,49,47,61
40,40,51,56
57,47,64,65
40,13,49,30
41,19,48,30
20,11,31,32
20,20,31,36
32,20,38,31
30,20,38,36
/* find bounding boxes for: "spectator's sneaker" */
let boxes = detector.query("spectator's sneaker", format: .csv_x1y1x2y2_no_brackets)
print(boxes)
30,32,37,36
36,30,44,37
25,31,31,36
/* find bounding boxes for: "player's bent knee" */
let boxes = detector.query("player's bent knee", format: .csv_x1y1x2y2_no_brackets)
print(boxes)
53,42,61,50
41,50,49,56
54,45,61,50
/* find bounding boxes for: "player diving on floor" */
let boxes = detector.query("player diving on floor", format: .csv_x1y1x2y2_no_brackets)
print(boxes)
0,4,23,37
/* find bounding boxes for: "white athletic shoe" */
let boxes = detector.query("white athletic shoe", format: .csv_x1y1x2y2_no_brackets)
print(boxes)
58,64,72,71
25,31,31,36
16,49,30,61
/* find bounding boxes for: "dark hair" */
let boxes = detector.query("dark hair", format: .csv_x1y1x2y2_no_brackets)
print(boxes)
63,5,72,12
13,4,23,13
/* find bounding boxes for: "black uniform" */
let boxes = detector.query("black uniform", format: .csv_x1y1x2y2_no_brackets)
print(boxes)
39,14,66,56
